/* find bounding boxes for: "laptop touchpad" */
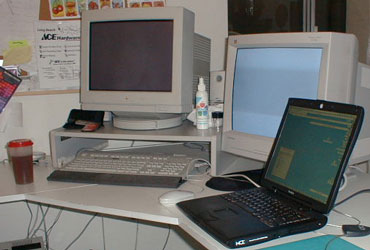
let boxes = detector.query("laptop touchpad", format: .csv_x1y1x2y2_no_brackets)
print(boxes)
213,208,238,218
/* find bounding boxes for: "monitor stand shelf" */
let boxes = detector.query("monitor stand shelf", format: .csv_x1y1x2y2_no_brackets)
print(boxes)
50,120,226,176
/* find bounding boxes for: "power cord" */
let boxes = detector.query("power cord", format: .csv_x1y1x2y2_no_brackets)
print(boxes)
64,213,97,250
28,203,40,237
30,205,50,238
134,219,139,250
47,208,63,239
25,201,33,238
183,142,209,152
215,173,261,188
324,234,345,250
335,189,370,207
339,173,348,191
162,225,171,250
101,216,106,250
40,206,49,250
184,158,211,181
25,202,108,250
333,208,361,225
323,197,370,249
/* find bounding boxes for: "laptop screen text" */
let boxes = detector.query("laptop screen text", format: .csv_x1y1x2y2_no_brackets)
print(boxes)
265,105,356,204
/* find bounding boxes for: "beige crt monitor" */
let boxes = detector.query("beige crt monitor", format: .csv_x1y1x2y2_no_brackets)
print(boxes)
221,32,359,170
80,7,210,130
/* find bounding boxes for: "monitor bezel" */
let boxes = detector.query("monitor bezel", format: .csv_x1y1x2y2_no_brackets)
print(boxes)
222,32,358,163
80,7,195,114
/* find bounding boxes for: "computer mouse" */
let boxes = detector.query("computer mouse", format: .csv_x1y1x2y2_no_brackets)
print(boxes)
159,190,195,206
342,224,370,237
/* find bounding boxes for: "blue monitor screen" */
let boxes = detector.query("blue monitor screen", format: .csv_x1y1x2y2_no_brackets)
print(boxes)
232,48,322,138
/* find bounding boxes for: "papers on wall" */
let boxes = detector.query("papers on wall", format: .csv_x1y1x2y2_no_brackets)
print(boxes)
0,0,39,92
48,0,128,20
35,21,80,89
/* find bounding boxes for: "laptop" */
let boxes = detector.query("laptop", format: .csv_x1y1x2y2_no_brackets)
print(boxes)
177,98,364,248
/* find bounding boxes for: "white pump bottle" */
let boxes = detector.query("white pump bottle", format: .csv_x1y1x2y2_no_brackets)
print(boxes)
195,77,209,129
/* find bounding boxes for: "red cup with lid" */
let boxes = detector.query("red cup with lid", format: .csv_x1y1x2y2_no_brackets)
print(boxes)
7,139,34,184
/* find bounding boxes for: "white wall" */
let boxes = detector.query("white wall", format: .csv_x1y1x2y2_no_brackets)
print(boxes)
0,201,199,249
0,94,81,161
0,0,229,161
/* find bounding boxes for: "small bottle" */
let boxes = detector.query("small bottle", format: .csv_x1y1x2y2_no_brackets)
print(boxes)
196,77,209,129
212,111,223,132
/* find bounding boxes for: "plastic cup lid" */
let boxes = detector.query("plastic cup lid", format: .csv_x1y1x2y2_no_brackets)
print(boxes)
212,111,223,119
8,139,34,148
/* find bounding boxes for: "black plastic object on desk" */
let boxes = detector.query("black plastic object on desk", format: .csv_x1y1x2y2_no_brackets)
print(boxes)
63,109,104,130
47,170,185,188
206,169,263,191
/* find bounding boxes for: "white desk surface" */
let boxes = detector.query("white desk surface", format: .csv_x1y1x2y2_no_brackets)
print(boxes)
0,162,369,250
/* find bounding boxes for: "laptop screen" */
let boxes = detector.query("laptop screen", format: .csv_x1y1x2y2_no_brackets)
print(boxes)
264,104,358,205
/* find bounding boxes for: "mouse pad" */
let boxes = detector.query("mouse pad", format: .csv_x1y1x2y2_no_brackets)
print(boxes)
206,169,262,191
261,235,364,250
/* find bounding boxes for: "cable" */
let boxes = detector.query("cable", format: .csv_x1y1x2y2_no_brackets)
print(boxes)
26,201,33,238
64,213,97,250
31,205,50,238
326,224,342,229
162,225,171,250
324,234,345,250
348,164,367,173
333,208,361,225
184,158,211,181
101,142,185,152
75,142,188,159
322,198,366,250
335,189,370,207
0,159,9,165
101,216,106,250
215,173,261,188
134,219,139,250
183,142,209,152
47,208,63,238
40,206,49,250
29,204,40,236
338,173,347,192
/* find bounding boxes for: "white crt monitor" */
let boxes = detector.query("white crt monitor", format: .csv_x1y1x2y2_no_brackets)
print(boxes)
80,7,210,130
222,32,358,163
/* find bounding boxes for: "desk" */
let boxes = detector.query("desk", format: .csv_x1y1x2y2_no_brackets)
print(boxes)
0,163,369,249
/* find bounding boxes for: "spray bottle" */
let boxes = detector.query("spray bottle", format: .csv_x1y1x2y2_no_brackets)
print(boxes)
196,77,209,129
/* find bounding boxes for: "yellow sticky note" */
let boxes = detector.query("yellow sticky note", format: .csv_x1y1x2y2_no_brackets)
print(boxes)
3,46,32,65
9,40,29,49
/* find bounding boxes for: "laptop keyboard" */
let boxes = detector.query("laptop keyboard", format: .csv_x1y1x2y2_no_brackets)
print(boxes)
221,188,312,227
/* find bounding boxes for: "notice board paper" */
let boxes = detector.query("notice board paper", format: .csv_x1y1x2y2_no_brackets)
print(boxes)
35,21,80,89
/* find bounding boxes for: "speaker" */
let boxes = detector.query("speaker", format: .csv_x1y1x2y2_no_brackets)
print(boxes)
210,70,225,104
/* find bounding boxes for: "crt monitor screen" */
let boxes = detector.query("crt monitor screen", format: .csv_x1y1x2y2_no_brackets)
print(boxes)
89,20,173,92
232,47,322,138
221,32,358,167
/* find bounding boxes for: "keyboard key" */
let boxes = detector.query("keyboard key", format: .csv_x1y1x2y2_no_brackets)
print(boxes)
221,189,311,227
48,151,196,188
